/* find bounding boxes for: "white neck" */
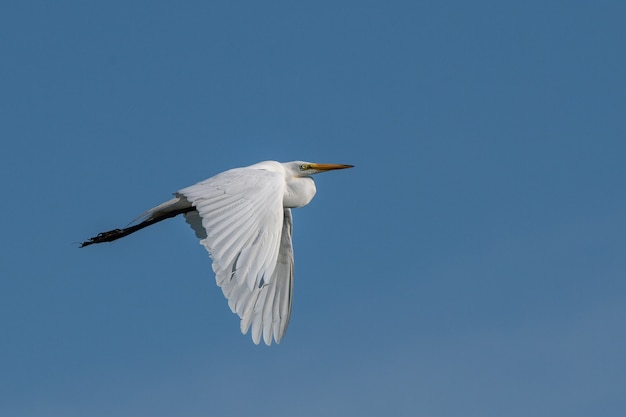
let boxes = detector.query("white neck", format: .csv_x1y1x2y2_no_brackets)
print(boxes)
283,176,317,208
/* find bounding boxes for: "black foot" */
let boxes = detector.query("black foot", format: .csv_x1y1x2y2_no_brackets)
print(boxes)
80,229,124,247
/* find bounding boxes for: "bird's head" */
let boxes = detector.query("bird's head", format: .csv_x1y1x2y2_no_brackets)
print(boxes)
287,161,354,177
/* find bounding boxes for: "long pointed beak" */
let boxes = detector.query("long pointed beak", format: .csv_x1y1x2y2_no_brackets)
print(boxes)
309,163,354,171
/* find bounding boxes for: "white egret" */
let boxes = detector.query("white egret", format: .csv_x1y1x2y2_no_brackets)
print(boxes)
82,161,353,345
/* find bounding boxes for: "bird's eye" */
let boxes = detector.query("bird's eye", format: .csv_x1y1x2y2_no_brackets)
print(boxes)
300,164,310,171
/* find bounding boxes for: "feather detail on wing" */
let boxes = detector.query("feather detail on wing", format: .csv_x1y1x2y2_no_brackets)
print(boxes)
240,209,293,345
177,167,294,345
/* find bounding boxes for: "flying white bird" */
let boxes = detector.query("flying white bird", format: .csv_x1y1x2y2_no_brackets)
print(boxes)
81,160,353,345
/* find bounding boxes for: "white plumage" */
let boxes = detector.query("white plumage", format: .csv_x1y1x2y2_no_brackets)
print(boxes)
82,160,353,345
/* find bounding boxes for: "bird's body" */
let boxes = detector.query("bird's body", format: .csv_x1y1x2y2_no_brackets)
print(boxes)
82,160,352,345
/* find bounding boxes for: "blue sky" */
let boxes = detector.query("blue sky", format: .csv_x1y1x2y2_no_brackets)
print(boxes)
1,1,625,416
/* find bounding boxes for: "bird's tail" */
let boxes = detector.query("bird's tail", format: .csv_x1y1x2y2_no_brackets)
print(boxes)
80,197,194,247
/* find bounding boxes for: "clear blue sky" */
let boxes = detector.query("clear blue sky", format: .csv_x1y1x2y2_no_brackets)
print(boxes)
1,1,625,416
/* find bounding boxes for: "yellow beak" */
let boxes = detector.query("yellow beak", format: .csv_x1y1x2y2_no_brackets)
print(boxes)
309,163,354,171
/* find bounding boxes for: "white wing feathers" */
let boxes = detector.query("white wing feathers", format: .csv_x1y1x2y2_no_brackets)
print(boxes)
177,167,294,345
240,209,293,345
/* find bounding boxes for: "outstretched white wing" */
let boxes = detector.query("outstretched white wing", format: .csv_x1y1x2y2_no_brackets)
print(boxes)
177,167,294,345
